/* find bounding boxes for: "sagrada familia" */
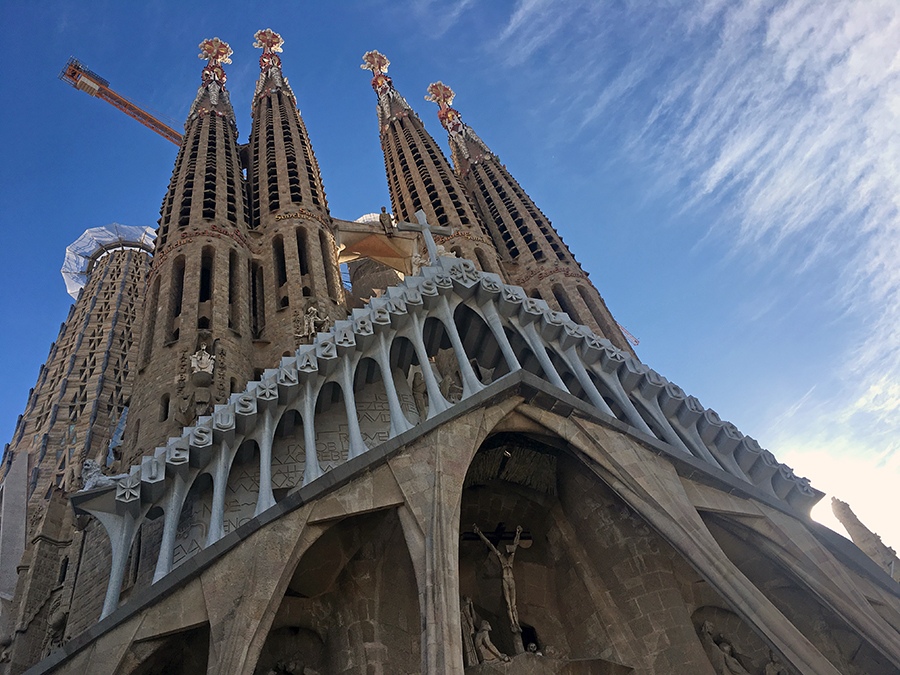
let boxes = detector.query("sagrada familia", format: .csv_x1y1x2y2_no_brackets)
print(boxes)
0,30,898,675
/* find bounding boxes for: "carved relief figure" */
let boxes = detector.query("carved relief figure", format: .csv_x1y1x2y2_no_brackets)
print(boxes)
699,621,752,675
412,371,428,419
80,459,128,491
474,524,523,632
190,342,215,374
474,621,509,663
764,651,790,675
297,306,328,342
460,595,479,667
175,391,196,426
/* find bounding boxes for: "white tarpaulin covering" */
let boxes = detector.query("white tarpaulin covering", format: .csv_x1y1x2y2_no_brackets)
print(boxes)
61,224,156,298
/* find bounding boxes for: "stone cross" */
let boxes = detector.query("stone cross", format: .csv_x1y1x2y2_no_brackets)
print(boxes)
396,209,452,266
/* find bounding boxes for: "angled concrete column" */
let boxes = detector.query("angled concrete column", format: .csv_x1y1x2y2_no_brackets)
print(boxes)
435,297,483,398
153,472,190,583
479,301,521,375
373,332,413,437
339,354,369,460
406,313,451,418
254,410,276,516
206,440,232,547
300,380,322,486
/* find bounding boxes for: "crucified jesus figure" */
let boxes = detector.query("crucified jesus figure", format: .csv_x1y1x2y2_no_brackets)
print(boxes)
474,524,523,632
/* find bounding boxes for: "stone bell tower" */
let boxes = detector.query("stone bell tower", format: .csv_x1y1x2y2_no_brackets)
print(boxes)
361,51,504,276
124,38,255,465
246,29,345,363
426,82,633,353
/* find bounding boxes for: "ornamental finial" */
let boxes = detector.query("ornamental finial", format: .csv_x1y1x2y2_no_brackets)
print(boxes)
362,51,393,96
361,50,390,74
198,38,233,65
198,38,232,85
426,81,463,133
425,82,455,108
253,29,284,71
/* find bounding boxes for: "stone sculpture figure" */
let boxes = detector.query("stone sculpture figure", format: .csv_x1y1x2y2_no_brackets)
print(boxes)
474,524,523,632
80,460,128,491
412,371,428,421
297,306,328,342
190,342,215,374
764,651,790,675
379,206,394,237
460,595,479,667
474,621,509,663
698,621,751,675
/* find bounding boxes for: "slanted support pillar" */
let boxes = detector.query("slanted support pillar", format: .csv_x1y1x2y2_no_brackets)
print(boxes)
153,472,190,583
206,440,232,547
339,354,369,460
374,332,414,437
435,297,483,398
91,508,143,618
255,408,277,516
480,301,521,375
301,380,323,485
406,313,451,418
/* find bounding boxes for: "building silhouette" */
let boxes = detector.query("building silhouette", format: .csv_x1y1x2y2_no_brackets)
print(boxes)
1,32,898,675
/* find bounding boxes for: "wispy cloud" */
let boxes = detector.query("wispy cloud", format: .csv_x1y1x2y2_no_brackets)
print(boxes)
409,0,477,38
488,1,900,546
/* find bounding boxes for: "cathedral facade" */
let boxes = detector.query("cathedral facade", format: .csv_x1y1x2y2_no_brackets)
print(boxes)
0,31,898,675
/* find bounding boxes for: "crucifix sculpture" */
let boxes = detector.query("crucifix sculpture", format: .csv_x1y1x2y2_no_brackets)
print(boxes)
396,209,453,266
474,523,524,634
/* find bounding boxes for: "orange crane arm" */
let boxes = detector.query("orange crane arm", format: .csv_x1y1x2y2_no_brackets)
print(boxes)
59,58,183,146
617,322,640,347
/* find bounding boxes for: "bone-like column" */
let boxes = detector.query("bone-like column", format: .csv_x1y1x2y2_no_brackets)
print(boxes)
301,379,323,485
478,301,521,375
339,354,370,460
406,313,451,418
373,331,414,437
254,408,277,516
206,440,232,547
153,474,191,583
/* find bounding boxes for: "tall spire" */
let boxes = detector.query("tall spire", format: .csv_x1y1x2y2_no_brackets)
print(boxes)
428,83,633,353
246,29,343,365
361,52,502,274
186,37,237,127
125,37,256,463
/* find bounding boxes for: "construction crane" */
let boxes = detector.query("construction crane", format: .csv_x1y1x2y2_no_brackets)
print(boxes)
59,58,182,146
617,322,640,347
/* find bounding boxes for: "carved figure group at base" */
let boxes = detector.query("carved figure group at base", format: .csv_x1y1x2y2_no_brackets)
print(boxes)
699,621,751,675
475,621,509,663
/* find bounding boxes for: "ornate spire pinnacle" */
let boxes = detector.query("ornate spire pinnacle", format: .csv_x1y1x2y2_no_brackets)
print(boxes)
252,28,296,108
198,37,232,86
188,38,236,124
253,28,284,71
425,81,463,134
361,50,416,128
425,82,491,163
361,50,394,97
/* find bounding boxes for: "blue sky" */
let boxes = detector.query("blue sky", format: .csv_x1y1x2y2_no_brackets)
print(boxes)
1,1,898,551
